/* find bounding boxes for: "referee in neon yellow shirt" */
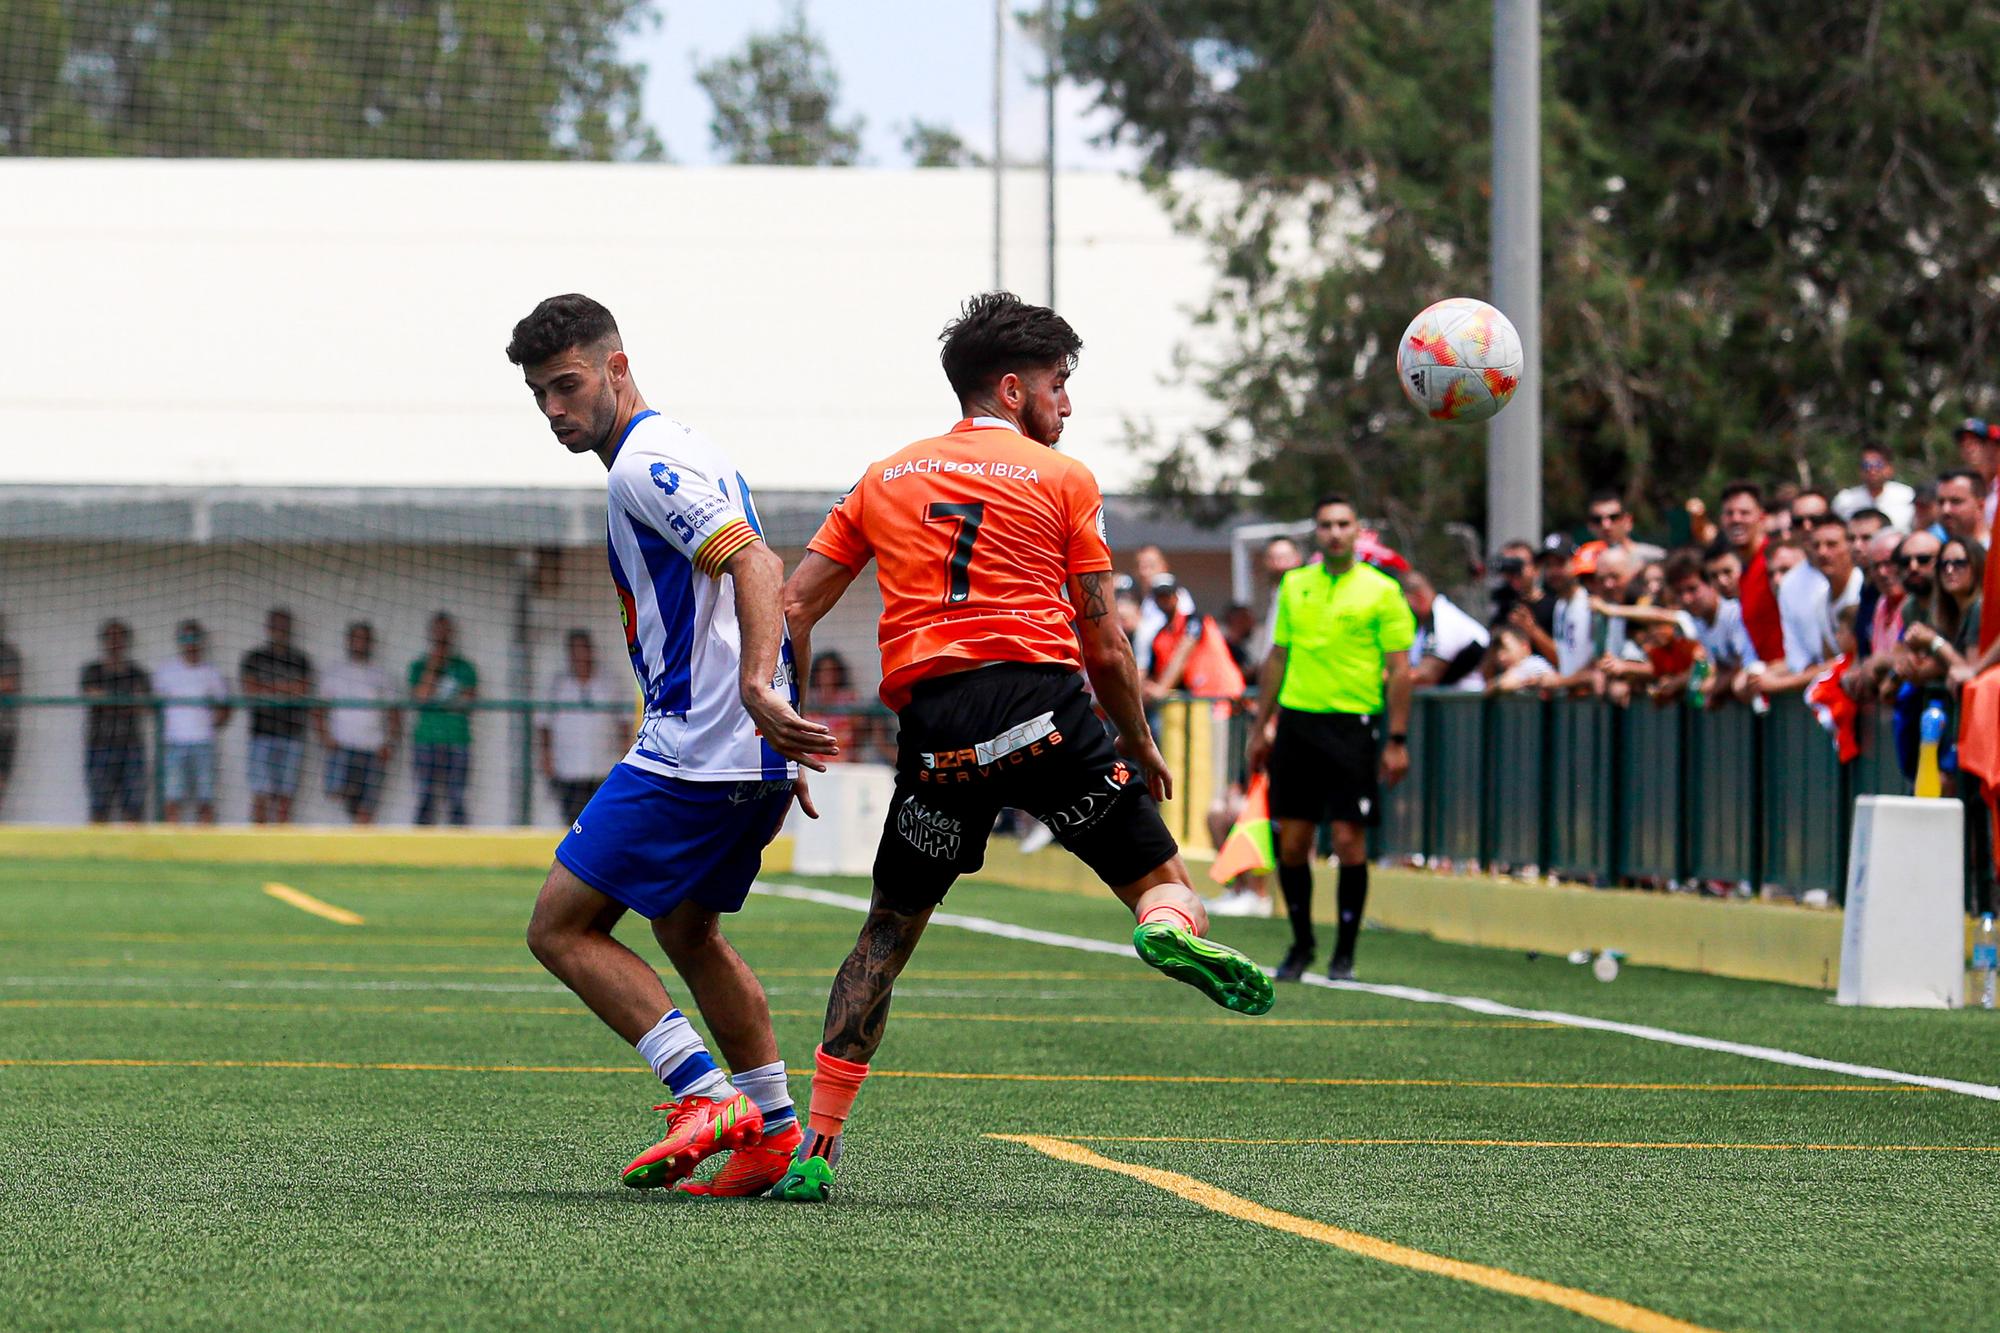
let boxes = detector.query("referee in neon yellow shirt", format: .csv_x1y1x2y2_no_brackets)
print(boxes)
1247,496,1416,981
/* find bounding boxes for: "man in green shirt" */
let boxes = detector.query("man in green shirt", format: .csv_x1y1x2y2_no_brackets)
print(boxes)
409,611,479,825
1247,496,1416,981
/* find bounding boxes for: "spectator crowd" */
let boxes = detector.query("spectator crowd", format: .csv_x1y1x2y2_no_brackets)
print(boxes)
1113,418,2000,913
4,418,1993,865
0,607,634,827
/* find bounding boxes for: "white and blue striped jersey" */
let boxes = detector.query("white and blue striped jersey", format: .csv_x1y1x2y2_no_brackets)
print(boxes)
604,410,796,783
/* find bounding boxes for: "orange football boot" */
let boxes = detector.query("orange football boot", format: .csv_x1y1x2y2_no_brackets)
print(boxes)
620,1092,763,1189
673,1118,804,1198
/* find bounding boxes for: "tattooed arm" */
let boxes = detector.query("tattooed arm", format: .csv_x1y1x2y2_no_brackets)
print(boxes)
1067,570,1173,803
819,898,933,1064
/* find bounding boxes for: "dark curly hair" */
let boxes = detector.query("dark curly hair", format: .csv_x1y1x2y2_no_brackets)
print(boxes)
938,291,1082,402
506,293,620,367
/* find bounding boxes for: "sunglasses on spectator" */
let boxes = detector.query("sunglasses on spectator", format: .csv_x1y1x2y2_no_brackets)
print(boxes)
1587,511,1624,525
1940,557,1971,572
1900,553,1937,568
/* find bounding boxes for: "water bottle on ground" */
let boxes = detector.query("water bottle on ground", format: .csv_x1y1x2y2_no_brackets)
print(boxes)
1914,701,1947,799
1974,913,1998,1011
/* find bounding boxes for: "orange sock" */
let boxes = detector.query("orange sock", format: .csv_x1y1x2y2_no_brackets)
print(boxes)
1140,902,1200,935
806,1044,870,1139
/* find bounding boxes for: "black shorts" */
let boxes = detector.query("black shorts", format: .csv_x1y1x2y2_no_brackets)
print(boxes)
873,664,1181,913
1268,709,1381,826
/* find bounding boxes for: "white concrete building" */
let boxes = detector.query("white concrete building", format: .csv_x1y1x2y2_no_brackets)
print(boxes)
0,161,1246,826
0,159,1217,494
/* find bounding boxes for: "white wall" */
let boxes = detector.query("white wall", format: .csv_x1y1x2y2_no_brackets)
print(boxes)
0,160,1219,496
0,538,887,827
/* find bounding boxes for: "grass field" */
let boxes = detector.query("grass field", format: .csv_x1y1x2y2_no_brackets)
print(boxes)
4,855,1997,1331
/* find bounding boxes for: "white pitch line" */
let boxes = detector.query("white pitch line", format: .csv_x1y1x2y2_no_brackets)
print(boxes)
752,882,2000,1104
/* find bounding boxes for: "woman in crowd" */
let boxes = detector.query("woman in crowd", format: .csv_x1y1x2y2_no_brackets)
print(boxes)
1902,537,1984,691
1900,536,1990,894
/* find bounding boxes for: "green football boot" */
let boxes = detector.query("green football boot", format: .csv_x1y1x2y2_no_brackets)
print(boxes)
770,1131,840,1203
1133,921,1276,1015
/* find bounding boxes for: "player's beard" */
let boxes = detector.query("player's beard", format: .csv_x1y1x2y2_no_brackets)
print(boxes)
1021,400,1063,447
575,389,619,455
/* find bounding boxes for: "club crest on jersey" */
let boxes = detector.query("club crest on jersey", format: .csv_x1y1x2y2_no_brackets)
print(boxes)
649,462,680,494
617,584,640,656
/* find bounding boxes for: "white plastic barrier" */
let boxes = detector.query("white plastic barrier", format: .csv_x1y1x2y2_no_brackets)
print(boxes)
784,762,897,877
1837,796,1966,1008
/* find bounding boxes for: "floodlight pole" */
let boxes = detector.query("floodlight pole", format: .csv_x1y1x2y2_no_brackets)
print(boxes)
1045,0,1058,308
1488,0,1542,549
993,0,1005,290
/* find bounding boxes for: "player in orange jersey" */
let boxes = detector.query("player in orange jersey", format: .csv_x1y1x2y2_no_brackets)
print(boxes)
770,292,1274,1203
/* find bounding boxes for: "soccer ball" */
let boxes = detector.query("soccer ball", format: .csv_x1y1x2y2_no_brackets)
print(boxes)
1396,298,1523,423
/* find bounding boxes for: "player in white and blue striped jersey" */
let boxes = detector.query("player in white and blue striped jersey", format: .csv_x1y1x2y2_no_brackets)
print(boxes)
508,294,838,1196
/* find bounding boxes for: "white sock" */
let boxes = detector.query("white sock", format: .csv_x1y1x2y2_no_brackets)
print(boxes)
730,1060,796,1128
633,1009,732,1100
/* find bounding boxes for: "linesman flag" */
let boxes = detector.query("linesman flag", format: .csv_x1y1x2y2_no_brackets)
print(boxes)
1208,772,1275,884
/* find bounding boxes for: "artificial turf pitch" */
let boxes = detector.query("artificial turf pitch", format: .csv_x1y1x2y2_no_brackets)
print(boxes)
2,856,1996,1331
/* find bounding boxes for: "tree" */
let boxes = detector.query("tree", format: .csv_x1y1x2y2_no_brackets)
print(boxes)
695,3,861,167
0,0,663,159
1061,1,2000,565
902,118,983,169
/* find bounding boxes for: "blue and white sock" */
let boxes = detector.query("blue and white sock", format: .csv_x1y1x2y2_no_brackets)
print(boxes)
634,1010,733,1101
730,1060,797,1130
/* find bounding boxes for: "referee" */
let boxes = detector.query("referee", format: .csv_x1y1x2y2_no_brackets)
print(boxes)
1247,496,1415,981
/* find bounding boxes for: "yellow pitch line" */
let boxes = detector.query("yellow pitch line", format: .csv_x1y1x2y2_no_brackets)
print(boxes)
850,1069,1926,1093
65,957,544,975
787,1013,1560,1030
0,998,585,1017
261,883,364,926
0,1058,1926,1093
0,1058,642,1074
993,1135,1718,1333
59,958,1123,982
0,997,1554,1031
2,931,526,948
65,957,554,977
1052,1134,2000,1154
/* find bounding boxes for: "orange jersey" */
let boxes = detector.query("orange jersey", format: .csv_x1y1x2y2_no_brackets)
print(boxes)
808,419,1115,711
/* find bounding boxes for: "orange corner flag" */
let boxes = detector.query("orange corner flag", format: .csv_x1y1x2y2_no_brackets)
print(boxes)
1208,772,1275,885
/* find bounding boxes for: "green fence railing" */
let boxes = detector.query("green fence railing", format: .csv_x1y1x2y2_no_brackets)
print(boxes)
1372,693,1980,906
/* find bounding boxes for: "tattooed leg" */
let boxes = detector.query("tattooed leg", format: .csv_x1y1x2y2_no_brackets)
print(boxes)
820,894,933,1063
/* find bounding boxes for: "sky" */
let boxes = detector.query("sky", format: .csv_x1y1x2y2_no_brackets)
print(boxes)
621,1,1142,171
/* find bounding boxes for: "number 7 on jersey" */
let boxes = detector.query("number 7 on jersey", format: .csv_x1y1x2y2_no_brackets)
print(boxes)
923,501,985,605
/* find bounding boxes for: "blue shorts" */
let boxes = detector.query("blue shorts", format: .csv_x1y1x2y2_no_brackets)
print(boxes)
555,764,793,920
161,741,217,806
247,735,305,797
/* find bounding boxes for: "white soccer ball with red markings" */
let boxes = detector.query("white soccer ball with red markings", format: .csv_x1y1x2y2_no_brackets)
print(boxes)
1396,297,1523,423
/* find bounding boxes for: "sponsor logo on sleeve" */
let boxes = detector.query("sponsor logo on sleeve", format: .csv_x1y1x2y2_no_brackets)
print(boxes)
649,462,680,494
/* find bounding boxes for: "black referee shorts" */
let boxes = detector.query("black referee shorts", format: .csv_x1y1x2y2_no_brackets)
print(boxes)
872,664,1181,913
1268,708,1382,827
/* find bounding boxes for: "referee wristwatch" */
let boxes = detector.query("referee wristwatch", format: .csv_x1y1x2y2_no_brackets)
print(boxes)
1386,732,1409,745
